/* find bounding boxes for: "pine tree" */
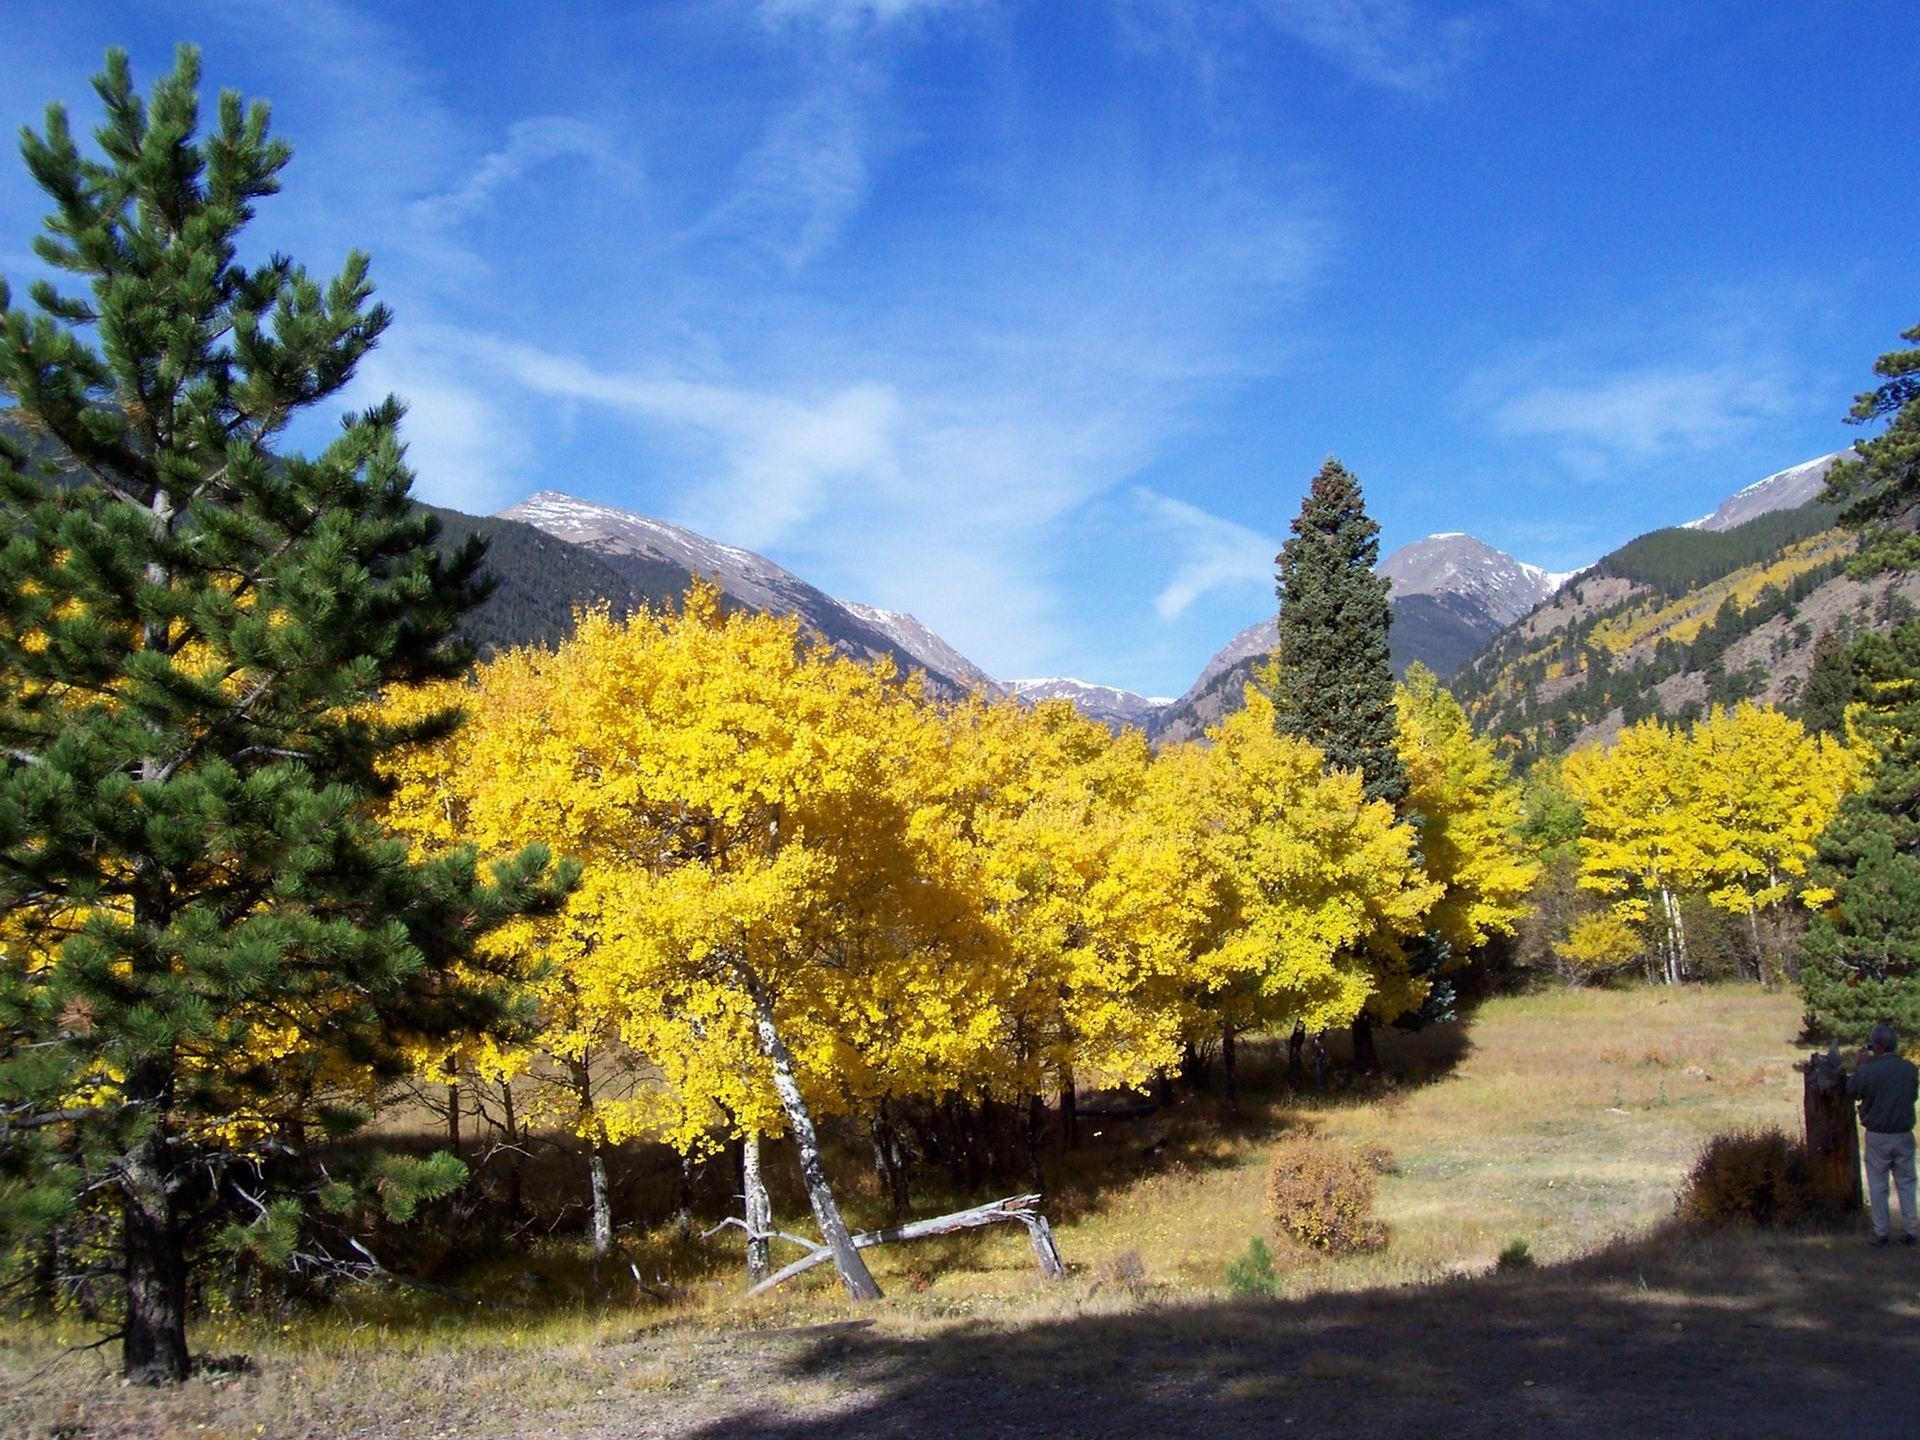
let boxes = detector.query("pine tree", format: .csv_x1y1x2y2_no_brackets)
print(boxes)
1797,628,1857,739
1270,458,1412,1069
1271,458,1407,807
1799,323,1920,1036
0,48,568,1382
1823,319,1920,575
1801,623,1920,1041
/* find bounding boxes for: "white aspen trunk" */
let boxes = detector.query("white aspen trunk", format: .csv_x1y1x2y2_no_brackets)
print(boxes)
587,1149,613,1257
1670,889,1688,982
1659,887,1687,984
568,1057,614,1257
743,1131,772,1287
743,968,882,1300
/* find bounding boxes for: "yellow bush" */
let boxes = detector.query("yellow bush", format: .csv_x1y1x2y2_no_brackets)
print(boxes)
1553,909,1644,978
1675,1127,1816,1227
1265,1135,1387,1254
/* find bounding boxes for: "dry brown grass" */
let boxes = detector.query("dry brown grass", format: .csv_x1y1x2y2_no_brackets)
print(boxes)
3,983,1853,1439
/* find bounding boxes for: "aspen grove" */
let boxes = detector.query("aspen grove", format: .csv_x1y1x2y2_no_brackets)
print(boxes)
375,588,1537,1298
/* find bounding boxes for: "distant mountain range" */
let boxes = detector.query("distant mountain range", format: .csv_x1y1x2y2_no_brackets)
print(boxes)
1008,678,1169,732
480,491,1575,740
3,406,1877,749
494,491,988,696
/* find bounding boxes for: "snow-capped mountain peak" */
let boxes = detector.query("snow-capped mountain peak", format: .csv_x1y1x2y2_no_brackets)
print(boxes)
1379,532,1567,627
1683,452,1845,532
1009,678,1168,733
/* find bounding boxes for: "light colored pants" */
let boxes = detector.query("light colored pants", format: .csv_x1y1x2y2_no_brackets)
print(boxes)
1864,1130,1918,1239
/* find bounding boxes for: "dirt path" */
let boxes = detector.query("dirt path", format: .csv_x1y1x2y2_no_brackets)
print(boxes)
587,1225,1915,1440
13,1222,1910,1439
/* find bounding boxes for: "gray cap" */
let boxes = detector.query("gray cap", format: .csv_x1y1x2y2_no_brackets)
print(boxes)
1871,1023,1899,1053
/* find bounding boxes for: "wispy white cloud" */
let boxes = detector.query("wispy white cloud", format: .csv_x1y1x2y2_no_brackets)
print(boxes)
111,0,1333,686
1466,291,1814,481
1135,489,1279,619
1255,0,1480,94
684,85,873,271
1122,0,1481,95
411,118,635,230
758,0,980,30
1487,364,1794,465
441,329,905,548
348,339,534,516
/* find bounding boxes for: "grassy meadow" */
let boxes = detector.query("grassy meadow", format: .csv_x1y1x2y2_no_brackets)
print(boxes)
6,983,1880,1439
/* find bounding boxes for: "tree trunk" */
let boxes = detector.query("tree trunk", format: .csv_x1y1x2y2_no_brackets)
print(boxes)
745,1192,1064,1297
1659,887,1687,984
744,970,882,1300
1221,1021,1240,1116
1802,1044,1863,1214
1181,1041,1213,1091
742,1132,772,1287
870,1102,911,1220
1312,1033,1329,1092
1058,1064,1078,1150
1351,1013,1381,1074
673,1152,697,1242
1024,1094,1047,1194
120,1137,190,1385
567,1057,614,1257
1287,1020,1306,1088
501,1081,524,1225
1152,1069,1173,1109
446,1079,462,1157
586,1147,613,1257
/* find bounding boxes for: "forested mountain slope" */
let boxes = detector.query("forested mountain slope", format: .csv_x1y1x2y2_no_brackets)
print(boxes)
1450,500,1920,760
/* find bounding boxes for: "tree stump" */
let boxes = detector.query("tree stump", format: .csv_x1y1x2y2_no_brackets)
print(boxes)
1801,1044,1862,1214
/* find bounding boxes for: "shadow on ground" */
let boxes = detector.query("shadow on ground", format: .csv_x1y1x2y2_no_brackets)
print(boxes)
665,1221,1916,1440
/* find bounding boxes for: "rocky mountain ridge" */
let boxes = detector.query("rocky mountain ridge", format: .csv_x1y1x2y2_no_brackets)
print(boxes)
498,491,984,696
1008,678,1171,732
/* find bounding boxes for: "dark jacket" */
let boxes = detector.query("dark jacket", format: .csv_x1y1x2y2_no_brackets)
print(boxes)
1849,1052,1919,1135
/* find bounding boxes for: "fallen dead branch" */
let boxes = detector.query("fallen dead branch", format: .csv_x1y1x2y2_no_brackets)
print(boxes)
706,1192,1065,1298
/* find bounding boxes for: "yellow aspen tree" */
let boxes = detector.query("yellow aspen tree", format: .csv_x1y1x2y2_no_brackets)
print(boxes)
1684,703,1864,974
390,587,1012,1298
378,660,671,1255
1394,664,1540,959
1187,689,1437,1071
1562,719,1707,983
929,696,1190,1144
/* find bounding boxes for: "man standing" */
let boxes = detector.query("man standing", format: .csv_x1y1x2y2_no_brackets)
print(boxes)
1849,1023,1920,1247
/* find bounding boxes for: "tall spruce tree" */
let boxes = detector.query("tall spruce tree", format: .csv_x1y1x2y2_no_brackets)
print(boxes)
1272,457,1406,807
1271,458,1410,1070
0,48,568,1382
1802,321,1920,1039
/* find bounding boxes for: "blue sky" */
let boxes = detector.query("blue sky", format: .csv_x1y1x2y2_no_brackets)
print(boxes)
2,2,1915,697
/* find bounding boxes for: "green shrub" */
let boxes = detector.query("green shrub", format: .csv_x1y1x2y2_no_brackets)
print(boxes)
1675,1127,1817,1227
1495,1238,1535,1271
1225,1236,1279,1296
1265,1135,1387,1254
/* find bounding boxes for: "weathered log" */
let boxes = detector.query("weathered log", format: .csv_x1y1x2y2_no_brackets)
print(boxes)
1800,1043,1863,1214
716,1193,1067,1298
